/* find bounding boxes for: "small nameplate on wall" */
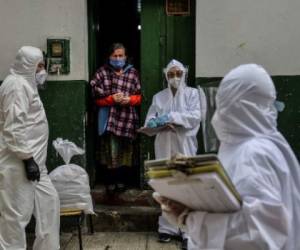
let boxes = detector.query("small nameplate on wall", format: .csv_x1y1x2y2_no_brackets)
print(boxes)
166,0,190,16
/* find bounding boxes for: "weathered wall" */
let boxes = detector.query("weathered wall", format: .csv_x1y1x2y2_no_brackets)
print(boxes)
195,1,300,159
0,0,89,171
0,0,88,81
195,0,300,77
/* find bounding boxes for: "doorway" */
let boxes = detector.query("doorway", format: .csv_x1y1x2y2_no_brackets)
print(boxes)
89,0,141,72
87,0,196,188
87,0,141,187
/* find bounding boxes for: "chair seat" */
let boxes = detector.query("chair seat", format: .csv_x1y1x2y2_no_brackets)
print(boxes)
60,208,83,216
60,208,94,250
60,208,84,250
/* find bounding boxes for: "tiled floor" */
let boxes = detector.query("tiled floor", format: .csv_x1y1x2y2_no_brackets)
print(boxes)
63,232,181,250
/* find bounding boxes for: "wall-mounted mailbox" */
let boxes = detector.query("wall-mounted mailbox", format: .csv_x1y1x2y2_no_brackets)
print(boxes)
47,38,70,75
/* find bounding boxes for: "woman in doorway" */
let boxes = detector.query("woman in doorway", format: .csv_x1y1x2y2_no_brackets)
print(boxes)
90,43,141,194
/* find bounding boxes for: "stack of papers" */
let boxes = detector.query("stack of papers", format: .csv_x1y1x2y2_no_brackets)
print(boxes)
146,154,242,213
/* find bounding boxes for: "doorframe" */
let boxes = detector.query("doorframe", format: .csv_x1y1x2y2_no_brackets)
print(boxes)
86,0,143,187
86,0,97,186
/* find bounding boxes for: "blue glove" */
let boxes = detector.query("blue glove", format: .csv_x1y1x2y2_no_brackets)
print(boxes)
146,118,158,128
156,114,170,126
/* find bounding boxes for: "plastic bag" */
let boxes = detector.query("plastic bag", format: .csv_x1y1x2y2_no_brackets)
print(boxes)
52,138,85,164
49,138,94,214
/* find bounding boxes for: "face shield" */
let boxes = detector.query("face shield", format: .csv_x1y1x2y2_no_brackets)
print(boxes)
163,59,188,89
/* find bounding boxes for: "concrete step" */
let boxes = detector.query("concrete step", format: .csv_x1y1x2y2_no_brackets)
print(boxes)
92,205,161,232
90,187,161,232
91,186,157,207
28,188,160,234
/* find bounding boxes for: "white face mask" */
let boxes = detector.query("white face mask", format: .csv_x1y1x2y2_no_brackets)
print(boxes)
35,69,48,85
168,77,181,88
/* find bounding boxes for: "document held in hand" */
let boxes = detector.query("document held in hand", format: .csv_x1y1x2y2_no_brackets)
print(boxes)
146,154,242,213
137,124,176,137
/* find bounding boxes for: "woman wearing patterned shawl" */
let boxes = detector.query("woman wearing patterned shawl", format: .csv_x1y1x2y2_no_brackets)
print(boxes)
90,43,141,194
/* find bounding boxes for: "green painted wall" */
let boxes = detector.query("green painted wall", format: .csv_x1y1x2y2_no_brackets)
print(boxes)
196,76,300,160
39,81,89,173
0,80,89,174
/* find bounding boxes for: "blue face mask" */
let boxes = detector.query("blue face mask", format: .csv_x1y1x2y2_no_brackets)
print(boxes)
110,59,126,69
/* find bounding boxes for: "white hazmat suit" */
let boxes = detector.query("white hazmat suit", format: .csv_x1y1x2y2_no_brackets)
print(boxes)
145,59,202,239
184,64,300,250
145,59,201,159
0,46,60,250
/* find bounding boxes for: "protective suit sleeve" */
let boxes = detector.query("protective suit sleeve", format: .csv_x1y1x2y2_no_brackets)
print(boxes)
168,89,201,130
2,85,34,159
185,151,289,250
186,212,229,249
144,96,158,126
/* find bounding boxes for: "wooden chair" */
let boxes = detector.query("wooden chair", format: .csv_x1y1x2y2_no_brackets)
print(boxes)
60,208,94,250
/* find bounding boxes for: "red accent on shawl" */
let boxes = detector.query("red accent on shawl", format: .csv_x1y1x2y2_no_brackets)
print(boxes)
96,94,141,106
96,95,114,106
129,95,142,106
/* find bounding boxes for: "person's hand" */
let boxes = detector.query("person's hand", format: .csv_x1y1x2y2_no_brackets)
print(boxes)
120,96,130,105
153,192,189,227
153,192,187,217
112,93,124,103
23,157,40,182
163,123,176,132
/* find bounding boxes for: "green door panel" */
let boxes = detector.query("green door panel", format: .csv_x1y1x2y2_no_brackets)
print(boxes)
39,81,88,172
140,0,195,185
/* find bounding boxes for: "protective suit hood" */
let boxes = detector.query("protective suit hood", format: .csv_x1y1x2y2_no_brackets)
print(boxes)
212,64,277,143
10,46,43,85
164,59,187,90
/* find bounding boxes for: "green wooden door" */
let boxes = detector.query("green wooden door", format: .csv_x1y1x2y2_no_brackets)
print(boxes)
140,0,195,185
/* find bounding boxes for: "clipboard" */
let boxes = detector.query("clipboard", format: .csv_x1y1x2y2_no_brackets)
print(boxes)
146,154,242,212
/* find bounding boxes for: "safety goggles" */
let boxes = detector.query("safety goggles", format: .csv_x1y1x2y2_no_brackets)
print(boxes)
167,70,183,79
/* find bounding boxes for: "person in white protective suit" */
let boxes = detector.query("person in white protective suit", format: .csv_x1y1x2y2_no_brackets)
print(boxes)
144,59,202,249
153,64,300,250
0,46,60,250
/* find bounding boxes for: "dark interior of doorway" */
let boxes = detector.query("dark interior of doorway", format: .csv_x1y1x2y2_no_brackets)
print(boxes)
93,0,141,71
92,0,141,187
